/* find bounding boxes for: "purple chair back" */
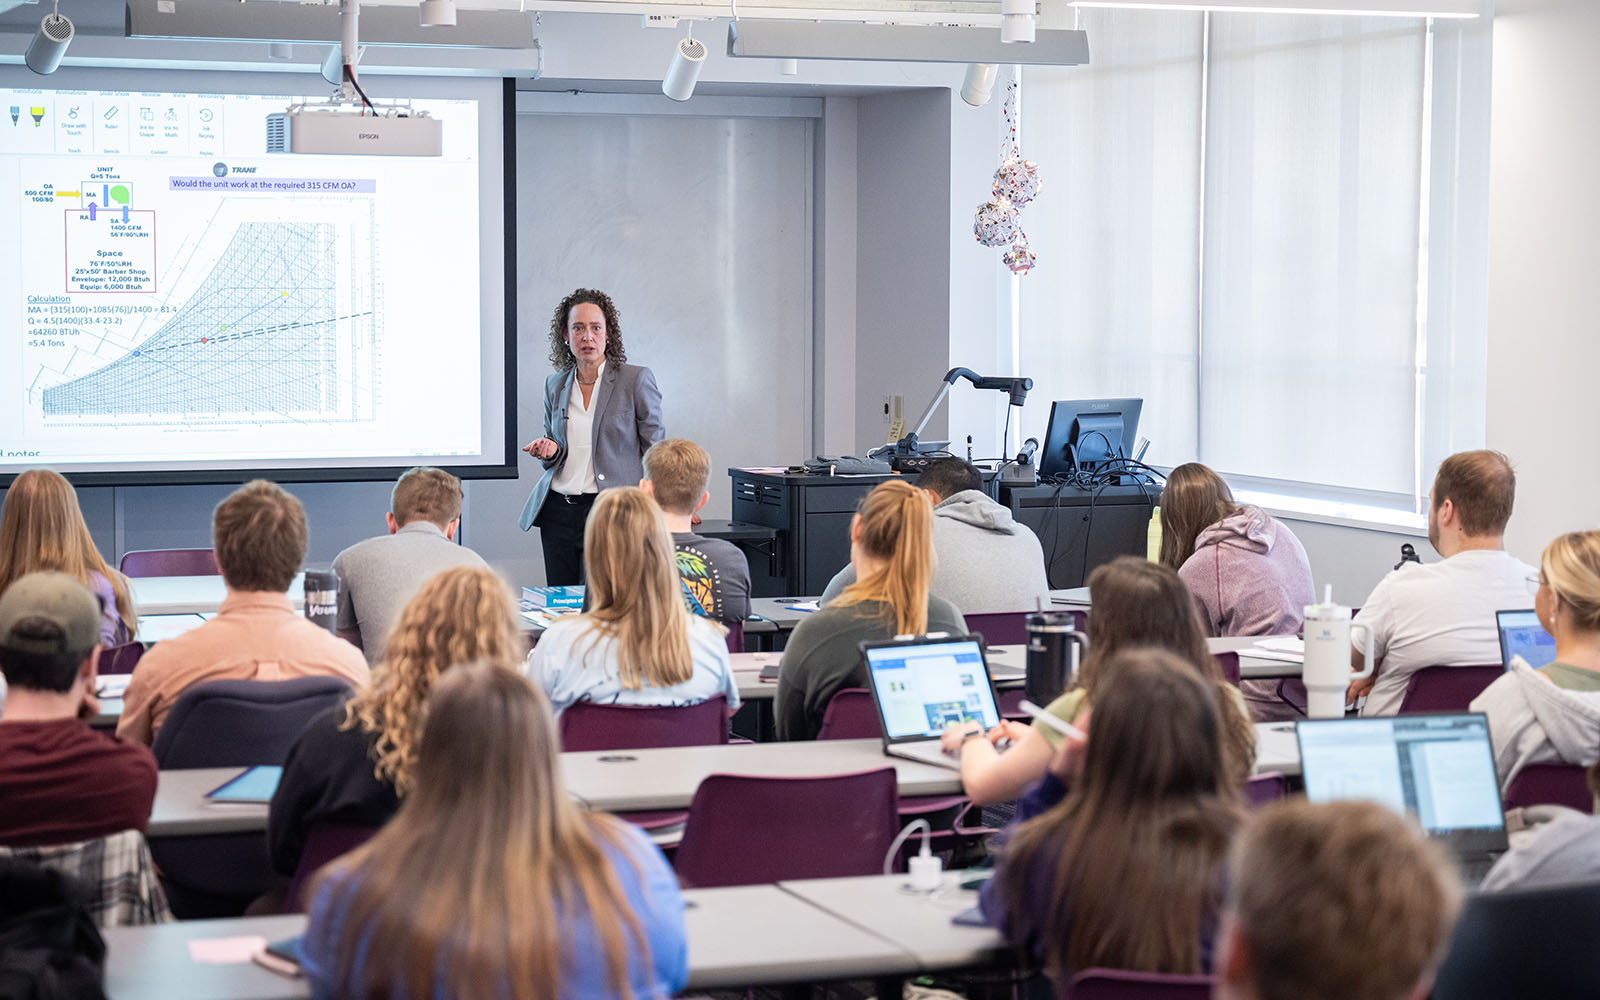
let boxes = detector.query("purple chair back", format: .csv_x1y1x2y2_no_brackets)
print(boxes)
1065,968,1215,999
1244,771,1289,808
673,768,900,888
558,695,730,752
965,612,1031,646
1504,762,1594,814
1398,665,1502,713
817,688,882,741
1214,651,1241,687
285,823,381,912
119,548,220,578
101,641,144,676
723,619,745,654
151,677,352,768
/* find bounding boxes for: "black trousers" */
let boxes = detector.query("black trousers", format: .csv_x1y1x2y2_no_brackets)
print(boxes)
535,491,596,586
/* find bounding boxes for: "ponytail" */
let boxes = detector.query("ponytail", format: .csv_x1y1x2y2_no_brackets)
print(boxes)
835,480,934,634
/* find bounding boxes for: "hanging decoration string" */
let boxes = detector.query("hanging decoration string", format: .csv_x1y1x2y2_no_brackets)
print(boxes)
972,69,1040,274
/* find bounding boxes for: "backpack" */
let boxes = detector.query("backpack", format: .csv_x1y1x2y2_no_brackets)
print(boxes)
0,861,107,1000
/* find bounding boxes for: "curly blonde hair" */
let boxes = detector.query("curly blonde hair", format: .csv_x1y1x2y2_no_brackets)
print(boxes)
341,565,523,794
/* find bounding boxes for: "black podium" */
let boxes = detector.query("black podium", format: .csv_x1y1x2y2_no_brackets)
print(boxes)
726,469,1155,597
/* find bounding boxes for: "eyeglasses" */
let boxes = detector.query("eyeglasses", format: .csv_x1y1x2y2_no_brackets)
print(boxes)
1525,573,1543,598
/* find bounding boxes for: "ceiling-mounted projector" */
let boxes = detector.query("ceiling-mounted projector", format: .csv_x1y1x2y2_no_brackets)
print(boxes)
267,103,441,156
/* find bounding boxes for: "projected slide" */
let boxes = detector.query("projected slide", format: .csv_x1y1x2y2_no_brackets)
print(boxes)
0,82,496,475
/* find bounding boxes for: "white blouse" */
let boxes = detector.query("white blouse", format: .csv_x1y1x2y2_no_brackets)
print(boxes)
551,362,604,496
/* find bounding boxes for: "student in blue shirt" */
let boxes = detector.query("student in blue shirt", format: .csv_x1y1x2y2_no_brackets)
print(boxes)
300,661,688,1000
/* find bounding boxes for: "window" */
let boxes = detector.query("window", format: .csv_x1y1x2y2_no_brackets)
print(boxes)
1019,9,1490,519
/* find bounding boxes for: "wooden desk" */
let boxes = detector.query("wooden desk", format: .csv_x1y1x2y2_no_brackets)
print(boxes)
560,738,962,813
130,575,304,616
778,873,1005,972
149,768,271,837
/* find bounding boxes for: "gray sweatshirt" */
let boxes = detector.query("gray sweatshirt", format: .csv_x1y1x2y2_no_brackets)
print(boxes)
819,490,1053,614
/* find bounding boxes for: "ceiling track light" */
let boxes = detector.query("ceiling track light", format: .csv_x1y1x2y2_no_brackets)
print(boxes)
1001,0,1036,43
961,63,999,106
26,4,74,76
662,23,707,102
419,0,457,28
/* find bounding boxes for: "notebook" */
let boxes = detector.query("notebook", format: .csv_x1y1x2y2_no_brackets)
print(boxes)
205,765,284,804
1497,609,1557,670
860,635,1004,771
1296,713,1508,885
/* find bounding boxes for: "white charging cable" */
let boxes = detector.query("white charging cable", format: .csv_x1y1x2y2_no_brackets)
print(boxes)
883,818,943,890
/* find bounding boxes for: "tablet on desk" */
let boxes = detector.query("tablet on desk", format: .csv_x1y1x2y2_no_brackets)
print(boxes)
205,766,284,804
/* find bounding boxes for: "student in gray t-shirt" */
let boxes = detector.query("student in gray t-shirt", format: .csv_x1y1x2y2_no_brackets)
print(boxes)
332,468,488,666
640,438,751,625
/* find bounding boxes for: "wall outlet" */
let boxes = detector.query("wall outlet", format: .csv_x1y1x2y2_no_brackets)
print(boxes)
641,13,681,28
886,394,905,443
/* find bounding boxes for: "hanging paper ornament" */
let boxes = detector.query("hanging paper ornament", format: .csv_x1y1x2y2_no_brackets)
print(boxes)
992,156,1042,208
1003,233,1037,275
973,198,1019,248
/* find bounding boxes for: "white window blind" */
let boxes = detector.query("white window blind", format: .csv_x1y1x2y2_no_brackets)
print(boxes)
1020,10,1489,516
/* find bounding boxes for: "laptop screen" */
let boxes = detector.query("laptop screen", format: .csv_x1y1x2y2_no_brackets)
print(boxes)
1297,714,1507,856
863,638,1003,740
1498,609,1557,670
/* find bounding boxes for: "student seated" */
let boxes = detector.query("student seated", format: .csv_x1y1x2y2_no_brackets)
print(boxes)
1471,529,1600,788
819,457,1052,615
640,438,752,625
1350,450,1534,716
331,466,488,667
117,480,369,746
980,648,1242,985
0,573,156,847
1215,799,1461,1000
942,556,1254,805
775,479,966,741
268,565,525,879
524,487,738,715
301,663,689,1000
0,468,137,647
1481,761,1600,892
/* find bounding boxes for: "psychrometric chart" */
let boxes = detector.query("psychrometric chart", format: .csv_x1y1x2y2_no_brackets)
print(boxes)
30,195,380,426
44,220,367,417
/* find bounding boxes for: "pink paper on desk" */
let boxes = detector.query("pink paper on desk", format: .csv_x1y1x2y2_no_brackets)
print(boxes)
187,935,268,964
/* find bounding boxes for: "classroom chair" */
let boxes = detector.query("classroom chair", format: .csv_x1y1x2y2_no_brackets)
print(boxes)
152,677,353,768
722,618,744,654
1243,772,1289,808
118,548,220,577
0,829,172,928
1503,762,1594,814
1396,665,1502,714
816,688,974,835
1064,967,1214,999
1432,879,1600,1000
284,822,381,913
965,611,1033,646
673,768,899,888
1214,651,1241,687
100,641,144,676
558,695,731,752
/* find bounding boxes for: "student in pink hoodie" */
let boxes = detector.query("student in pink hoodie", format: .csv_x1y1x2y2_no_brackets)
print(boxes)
1161,463,1315,719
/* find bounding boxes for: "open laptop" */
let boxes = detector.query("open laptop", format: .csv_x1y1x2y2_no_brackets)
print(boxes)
860,634,1004,771
1296,713,1508,886
1497,609,1557,670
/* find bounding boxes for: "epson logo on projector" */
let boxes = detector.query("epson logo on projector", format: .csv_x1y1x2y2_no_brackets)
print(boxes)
359,133,380,140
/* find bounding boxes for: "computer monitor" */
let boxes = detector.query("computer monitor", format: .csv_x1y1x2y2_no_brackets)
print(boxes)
1039,398,1144,479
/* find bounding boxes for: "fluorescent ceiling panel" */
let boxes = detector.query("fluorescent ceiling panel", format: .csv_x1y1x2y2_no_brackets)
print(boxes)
727,20,1090,64
1068,0,1480,16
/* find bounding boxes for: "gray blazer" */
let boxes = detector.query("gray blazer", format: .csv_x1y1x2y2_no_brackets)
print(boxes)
518,362,665,531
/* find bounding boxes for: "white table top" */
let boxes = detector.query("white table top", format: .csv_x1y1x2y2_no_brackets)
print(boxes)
778,873,1004,971
560,737,963,813
149,768,272,837
728,645,1026,702
100,880,965,997
130,575,304,616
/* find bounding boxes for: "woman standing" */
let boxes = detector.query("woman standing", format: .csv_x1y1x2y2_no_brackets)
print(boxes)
518,288,665,586
0,468,136,646
300,663,688,999
525,487,739,715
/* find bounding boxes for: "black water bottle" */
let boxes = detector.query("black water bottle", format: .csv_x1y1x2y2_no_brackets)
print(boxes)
1025,611,1089,706
303,568,339,634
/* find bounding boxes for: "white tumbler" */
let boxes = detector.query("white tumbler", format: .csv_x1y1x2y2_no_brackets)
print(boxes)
1302,586,1373,719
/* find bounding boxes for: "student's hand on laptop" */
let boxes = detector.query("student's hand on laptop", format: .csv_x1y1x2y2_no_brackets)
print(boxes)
1046,709,1091,783
940,722,985,754
986,720,1032,747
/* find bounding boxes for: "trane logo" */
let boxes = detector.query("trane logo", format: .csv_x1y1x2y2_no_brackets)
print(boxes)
358,132,381,140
